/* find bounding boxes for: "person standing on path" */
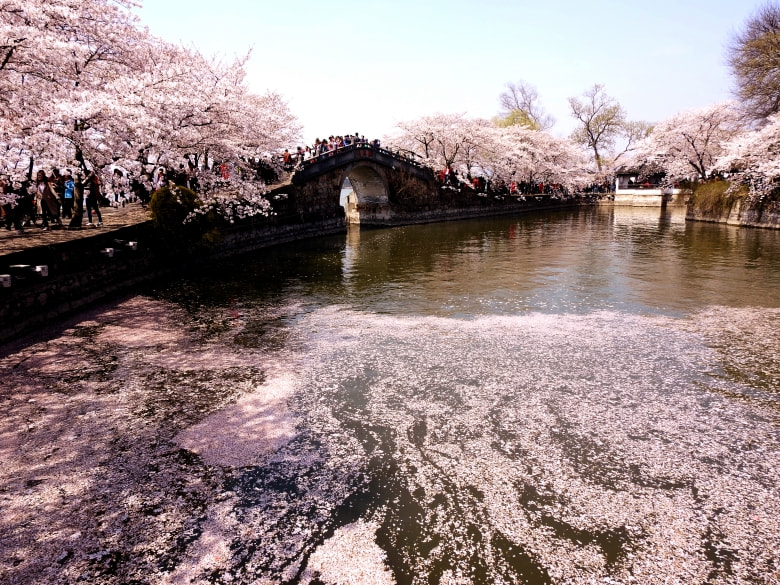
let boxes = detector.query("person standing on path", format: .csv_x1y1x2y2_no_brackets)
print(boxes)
84,170,103,227
68,172,85,229
35,170,62,230
154,168,167,191
111,168,128,205
50,168,64,204
62,170,74,219
1,174,24,233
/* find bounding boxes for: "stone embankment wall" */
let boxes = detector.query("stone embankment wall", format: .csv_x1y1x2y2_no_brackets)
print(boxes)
1,223,158,345
0,218,345,346
360,195,586,226
687,195,780,229
377,172,586,225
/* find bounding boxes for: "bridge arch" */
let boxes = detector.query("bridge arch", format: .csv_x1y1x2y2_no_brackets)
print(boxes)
288,143,441,226
338,162,390,225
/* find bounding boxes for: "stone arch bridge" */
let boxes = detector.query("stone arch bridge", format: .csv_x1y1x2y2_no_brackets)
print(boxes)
267,143,581,228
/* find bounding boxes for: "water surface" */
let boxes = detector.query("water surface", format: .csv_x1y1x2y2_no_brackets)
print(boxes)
3,206,778,585
150,206,780,584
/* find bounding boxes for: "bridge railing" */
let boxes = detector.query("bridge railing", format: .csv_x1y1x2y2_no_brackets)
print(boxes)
302,143,427,169
291,142,434,184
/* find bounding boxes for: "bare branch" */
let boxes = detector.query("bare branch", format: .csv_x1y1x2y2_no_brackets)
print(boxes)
498,80,555,131
728,2,780,120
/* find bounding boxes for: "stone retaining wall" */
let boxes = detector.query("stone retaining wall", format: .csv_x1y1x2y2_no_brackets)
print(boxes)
358,196,587,226
687,195,780,229
0,218,345,346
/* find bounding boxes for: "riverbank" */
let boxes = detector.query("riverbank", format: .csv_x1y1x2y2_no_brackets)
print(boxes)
0,205,163,347
0,201,347,346
0,204,152,256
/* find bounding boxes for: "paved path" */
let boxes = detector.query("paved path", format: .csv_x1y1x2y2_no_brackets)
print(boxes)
0,204,151,258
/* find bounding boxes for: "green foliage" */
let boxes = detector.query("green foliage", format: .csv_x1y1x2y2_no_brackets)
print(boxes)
150,185,198,227
149,185,222,252
568,84,626,172
493,109,539,130
689,181,748,216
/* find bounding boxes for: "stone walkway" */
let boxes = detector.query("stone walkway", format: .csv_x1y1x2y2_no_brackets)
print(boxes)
0,204,151,258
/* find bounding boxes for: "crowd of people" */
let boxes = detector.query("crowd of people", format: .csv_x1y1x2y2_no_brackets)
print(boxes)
281,133,380,170
0,167,152,234
150,162,202,192
433,165,576,197
0,157,273,235
2,169,96,233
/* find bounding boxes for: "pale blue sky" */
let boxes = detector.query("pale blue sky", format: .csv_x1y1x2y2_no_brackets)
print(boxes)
137,0,765,144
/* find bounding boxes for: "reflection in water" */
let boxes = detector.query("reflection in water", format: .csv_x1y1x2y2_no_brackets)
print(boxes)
324,206,780,318
341,224,362,282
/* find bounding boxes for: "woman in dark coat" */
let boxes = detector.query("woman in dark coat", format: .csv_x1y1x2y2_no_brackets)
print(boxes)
68,172,85,229
84,170,103,227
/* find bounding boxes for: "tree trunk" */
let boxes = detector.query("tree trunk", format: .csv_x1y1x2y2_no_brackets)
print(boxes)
592,145,602,172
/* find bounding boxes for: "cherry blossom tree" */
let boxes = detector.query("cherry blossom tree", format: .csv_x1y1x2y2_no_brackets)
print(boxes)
633,102,743,183
483,125,586,190
391,113,479,170
115,43,300,219
1,0,148,175
717,113,780,195
387,114,586,192
1,0,300,221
